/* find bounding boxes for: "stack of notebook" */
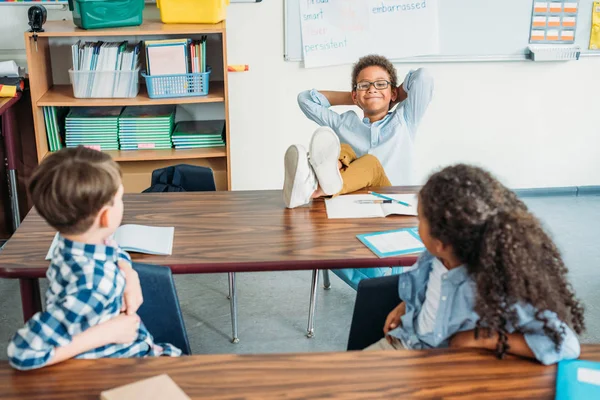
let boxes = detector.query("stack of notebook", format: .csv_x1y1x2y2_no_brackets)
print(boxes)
172,120,225,149
65,107,122,150
43,106,68,152
118,105,175,150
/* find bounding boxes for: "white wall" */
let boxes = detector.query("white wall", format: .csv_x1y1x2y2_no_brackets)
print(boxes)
2,1,599,190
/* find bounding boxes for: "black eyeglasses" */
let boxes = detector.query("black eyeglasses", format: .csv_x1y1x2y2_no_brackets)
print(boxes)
355,80,391,91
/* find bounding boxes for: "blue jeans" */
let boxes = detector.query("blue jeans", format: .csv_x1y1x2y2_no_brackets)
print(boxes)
330,267,404,291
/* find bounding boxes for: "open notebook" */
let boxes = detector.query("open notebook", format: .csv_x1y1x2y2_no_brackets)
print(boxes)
325,194,418,219
46,225,175,260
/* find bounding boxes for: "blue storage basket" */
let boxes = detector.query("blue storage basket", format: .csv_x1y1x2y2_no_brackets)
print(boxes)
142,67,211,98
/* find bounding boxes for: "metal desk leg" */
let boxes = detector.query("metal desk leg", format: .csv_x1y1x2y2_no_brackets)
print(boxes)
2,105,21,231
322,269,331,289
307,269,319,338
228,272,239,343
19,278,42,321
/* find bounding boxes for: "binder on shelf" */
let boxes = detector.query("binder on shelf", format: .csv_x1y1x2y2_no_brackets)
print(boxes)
70,41,141,98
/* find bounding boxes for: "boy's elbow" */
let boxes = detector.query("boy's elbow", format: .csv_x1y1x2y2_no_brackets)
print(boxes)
416,68,434,90
297,90,311,108
7,341,52,371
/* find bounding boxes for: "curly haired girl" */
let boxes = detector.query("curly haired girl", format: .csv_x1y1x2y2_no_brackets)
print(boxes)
365,164,585,365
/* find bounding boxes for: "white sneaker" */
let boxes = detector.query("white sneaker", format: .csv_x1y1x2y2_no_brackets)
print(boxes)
309,127,343,195
283,144,318,208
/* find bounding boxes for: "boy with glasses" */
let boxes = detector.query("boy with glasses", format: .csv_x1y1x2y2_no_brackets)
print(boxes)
283,54,434,208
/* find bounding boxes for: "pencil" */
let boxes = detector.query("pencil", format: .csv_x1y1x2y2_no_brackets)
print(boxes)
368,191,411,207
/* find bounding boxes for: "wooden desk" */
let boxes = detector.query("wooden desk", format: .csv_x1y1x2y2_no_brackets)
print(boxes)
0,188,419,320
2,345,600,399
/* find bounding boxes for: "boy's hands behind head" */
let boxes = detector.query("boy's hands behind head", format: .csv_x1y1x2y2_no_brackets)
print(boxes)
106,313,141,344
118,260,143,315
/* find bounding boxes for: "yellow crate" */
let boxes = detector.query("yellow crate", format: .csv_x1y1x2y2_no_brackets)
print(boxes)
157,0,229,24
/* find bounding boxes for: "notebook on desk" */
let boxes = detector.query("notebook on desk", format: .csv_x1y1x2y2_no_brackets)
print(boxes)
45,225,175,260
325,194,418,219
357,227,425,258
101,374,190,400
555,359,600,399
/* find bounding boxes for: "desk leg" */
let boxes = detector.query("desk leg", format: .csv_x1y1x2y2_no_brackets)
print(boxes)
306,270,320,338
2,105,21,231
322,270,331,289
19,278,42,321
228,272,239,343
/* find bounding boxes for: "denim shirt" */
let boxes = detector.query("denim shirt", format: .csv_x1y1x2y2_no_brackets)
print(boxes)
389,251,581,365
297,68,434,185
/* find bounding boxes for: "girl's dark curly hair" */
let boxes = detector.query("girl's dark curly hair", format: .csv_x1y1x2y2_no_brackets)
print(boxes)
419,164,585,358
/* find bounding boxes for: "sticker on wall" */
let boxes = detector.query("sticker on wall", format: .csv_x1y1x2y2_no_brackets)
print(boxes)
529,0,579,43
534,2,549,12
549,2,563,13
531,30,546,41
533,16,547,27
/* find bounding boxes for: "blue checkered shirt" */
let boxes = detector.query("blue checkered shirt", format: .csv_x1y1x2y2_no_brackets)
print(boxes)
7,235,181,370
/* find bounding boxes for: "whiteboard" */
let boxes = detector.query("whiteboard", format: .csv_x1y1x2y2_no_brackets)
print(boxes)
284,0,599,63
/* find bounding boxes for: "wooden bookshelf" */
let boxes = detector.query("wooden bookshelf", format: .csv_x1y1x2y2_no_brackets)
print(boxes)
37,83,225,107
26,20,226,37
105,147,227,162
24,19,231,192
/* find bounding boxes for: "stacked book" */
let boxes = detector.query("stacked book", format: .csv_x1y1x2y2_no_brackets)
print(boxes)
172,120,225,149
145,36,208,76
43,106,68,152
65,107,122,150
70,41,141,98
118,105,175,150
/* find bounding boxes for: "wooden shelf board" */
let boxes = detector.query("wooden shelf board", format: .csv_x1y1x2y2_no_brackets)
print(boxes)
37,83,225,106
105,148,227,162
26,20,225,37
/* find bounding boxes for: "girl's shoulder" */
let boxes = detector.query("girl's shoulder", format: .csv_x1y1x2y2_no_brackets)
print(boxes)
416,250,436,266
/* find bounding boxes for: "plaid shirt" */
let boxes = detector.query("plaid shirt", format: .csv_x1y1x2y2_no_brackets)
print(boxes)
7,235,181,370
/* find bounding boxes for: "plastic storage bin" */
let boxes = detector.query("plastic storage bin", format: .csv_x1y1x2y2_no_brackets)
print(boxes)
69,68,140,98
156,0,229,24
142,68,211,99
68,0,144,30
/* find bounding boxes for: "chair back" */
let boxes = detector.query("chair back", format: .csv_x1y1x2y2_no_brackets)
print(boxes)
143,164,216,192
134,263,192,355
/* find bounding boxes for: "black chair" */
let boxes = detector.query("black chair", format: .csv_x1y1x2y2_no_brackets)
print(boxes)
347,274,401,351
144,164,216,193
134,262,192,355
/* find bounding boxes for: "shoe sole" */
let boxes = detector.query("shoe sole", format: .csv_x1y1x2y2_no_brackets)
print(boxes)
283,145,300,208
309,128,343,195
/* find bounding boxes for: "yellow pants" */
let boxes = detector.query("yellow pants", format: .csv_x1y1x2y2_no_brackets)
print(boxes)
338,144,391,195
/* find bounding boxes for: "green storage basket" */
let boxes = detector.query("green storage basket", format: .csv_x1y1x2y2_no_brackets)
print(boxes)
68,0,144,30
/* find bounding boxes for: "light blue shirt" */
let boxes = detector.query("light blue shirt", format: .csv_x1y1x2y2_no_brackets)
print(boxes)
297,68,434,185
389,252,581,365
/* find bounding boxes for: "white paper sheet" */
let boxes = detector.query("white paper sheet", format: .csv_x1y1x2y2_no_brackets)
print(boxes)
325,194,418,219
364,230,424,254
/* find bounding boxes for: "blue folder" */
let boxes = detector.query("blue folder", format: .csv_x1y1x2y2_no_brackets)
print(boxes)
555,359,600,400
